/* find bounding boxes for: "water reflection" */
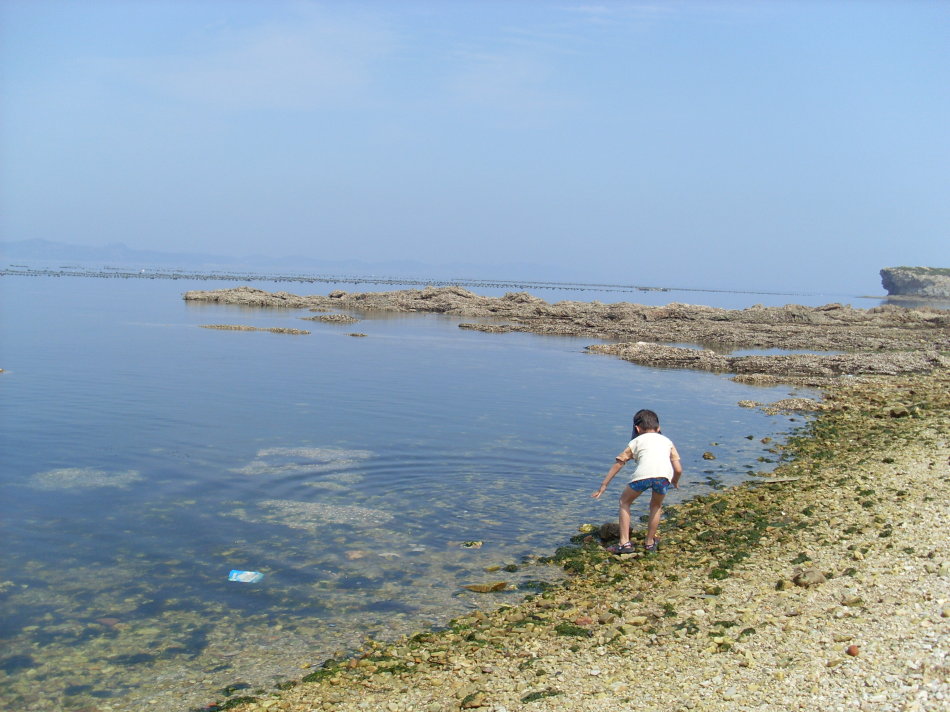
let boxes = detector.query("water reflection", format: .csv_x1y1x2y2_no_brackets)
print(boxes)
0,276,815,712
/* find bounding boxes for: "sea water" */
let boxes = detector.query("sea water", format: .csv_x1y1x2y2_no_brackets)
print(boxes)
1,275,818,711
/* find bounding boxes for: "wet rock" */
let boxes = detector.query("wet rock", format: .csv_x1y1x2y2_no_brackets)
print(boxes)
309,314,359,324
462,582,507,593
703,452,716,460
458,323,514,333
598,522,626,541
588,342,729,372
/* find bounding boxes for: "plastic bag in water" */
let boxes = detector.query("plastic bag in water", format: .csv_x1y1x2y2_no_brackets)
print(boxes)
228,570,264,583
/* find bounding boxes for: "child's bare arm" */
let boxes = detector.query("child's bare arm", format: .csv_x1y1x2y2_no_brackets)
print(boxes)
592,449,631,498
670,445,683,488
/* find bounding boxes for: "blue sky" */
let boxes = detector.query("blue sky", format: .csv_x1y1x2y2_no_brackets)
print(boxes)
1,1,947,294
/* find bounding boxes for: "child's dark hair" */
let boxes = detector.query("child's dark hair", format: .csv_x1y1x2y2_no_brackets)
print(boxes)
632,409,660,437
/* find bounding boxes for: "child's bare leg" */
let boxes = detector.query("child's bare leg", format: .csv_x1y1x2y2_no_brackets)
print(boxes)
618,486,640,545
645,490,665,546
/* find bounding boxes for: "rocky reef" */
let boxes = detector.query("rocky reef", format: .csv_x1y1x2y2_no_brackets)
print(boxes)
880,266,950,298
184,286,950,385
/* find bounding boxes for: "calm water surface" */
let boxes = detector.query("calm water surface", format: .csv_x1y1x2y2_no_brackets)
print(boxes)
0,276,812,711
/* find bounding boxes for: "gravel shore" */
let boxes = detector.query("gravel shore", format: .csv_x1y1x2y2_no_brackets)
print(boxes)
213,369,949,712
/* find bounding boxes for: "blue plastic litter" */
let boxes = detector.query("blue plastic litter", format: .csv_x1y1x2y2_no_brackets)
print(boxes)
228,570,264,583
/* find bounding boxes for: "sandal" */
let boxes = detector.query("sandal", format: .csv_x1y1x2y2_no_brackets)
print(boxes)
606,542,637,554
644,540,659,553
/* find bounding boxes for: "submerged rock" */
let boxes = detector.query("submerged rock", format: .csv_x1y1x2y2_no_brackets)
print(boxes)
461,582,508,593
231,446,372,476
230,499,394,530
29,467,143,490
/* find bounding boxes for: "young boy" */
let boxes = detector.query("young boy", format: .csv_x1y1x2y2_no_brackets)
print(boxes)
591,409,682,554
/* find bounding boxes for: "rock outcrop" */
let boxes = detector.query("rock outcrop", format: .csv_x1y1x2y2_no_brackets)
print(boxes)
184,285,950,352
183,285,950,384
880,266,950,298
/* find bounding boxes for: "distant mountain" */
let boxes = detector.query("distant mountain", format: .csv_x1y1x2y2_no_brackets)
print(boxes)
0,239,227,267
0,239,558,281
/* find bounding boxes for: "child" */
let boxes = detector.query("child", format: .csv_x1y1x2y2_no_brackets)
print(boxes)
591,409,682,554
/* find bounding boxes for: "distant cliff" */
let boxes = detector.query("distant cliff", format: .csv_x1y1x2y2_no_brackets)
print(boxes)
880,267,950,298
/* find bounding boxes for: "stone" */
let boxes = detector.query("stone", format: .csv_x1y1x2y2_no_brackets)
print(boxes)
314,314,359,324
460,691,488,708
792,568,827,588
462,582,507,593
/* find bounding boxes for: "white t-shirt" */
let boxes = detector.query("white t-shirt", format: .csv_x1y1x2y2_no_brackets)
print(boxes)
616,432,677,482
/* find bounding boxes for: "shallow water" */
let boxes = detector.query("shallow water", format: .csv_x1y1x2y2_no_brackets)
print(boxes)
0,276,811,711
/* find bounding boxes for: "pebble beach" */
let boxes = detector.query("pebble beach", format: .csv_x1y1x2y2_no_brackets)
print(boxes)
211,367,949,712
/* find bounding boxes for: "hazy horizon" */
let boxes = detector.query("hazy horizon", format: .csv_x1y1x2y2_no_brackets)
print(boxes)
2,2,948,296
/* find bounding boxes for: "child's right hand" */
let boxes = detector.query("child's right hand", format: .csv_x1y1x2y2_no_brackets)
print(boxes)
591,487,606,499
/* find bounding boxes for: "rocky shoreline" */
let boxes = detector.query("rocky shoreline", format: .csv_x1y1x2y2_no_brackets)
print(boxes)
183,286,950,386
181,287,950,712
203,369,948,712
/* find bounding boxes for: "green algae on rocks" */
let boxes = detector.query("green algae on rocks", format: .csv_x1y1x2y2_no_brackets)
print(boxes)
208,367,949,712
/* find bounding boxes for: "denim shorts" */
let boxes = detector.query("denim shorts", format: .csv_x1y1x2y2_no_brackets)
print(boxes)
628,477,671,495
